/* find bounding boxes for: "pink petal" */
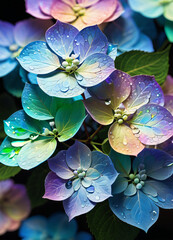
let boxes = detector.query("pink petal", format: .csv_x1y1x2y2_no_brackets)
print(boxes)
162,75,173,96
39,0,54,15
105,1,124,22
77,0,99,7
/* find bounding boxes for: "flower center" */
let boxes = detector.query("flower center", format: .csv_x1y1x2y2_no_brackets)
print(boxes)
9,44,23,58
72,4,86,17
74,167,86,178
160,0,173,4
128,164,147,190
62,54,80,74
114,109,128,125
42,127,59,138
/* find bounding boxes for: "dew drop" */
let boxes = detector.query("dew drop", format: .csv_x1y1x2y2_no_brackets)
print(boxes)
151,210,157,220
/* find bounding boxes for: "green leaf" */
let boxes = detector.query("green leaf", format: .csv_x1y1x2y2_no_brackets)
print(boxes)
22,83,72,120
27,163,49,208
102,139,111,155
56,100,86,142
115,46,171,85
0,93,17,140
87,201,139,240
0,163,21,180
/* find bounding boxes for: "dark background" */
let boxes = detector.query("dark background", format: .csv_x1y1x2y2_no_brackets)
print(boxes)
0,1,173,239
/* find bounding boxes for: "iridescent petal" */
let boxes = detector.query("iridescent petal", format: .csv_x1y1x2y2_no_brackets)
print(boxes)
44,172,74,201
86,168,100,180
50,1,76,22
124,75,164,114
77,0,99,7
17,41,60,74
48,150,74,179
63,186,95,220
0,20,14,46
73,26,108,63
164,95,173,115
128,0,163,18
164,2,173,21
76,53,114,87
109,191,159,232
133,148,173,180
108,123,144,156
0,59,17,77
82,0,117,25
25,0,51,19
37,71,85,98
66,141,91,170
90,151,118,183
39,0,54,15
83,97,114,125
105,1,124,22
62,0,76,7
14,18,53,47
0,46,11,61
112,175,128,194
46,21,79,59
73,178,81,191
130,104,173,145
86,176,112,202
81,177,92,188
124,183,136,196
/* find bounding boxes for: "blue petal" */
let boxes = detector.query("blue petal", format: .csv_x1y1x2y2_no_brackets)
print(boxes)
66,141,91,170
0,20,14,46
17,41,60,74
133,148,173,180
145,177,173,209
73,25,108,63
109,191,159,232
91,151,118,183
86,176,112,203
63,186,95,220
107,44,118,60
109,150,131,177
76,232,93,240
76,53,114,87
132,33,154,52
19,67,38,85
124,183,137,196
0,59,17,77
19,215,48,239
37,71,85,98
46,21,79,59
112,175,128,194
0,46,11,60
48,213,77,239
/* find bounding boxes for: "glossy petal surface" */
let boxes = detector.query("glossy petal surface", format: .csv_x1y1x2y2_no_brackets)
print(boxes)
76,53,114,87
46,21,79,59
0,59,18,77
109,123,144,156
25,0,51,19
130,104,173,145
0,21,14,46
73,26,108,63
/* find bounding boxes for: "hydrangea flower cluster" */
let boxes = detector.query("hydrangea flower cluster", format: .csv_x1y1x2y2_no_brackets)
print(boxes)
0,0,173,239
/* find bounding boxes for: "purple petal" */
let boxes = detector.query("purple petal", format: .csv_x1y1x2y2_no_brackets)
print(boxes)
14,18,53,47
39,0,54,15
130,104,173,145
48,150,73,179
73,26,108,63
124,75,164,114
63,186,95,220
46,21,79,59
0,20,14,46
164,95,173,115
0,180,14,198
133,148,173,180
76,53,114,87
25,0,51,19
44,172,74,201
0,211,11,235
66,141,91,170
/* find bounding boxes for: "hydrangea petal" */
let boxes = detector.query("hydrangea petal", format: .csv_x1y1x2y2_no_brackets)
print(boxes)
63,186,95,220
112,175,128,194
77,0,99,7
66,141,91,170
105,1,124,22
164,2,173,21
14,18,53,47
142,182,158,197
50,1,76,22
82,0,117,25
132,33,154,52
0,211,11,235
76,53,114,87
164,95,173,115
73,178,81,191
39,0,54,15
86,176,112,202
124,183,137,196
133,148,173,180
25,0,51,19
37,71,85,98
124,75,164,114
17,41,60,74
0,59,17,77
128,0,163,18
73,26,108,63
86,168,100,180
48,150,73,179
90,151,118,182
146,178,173,209
0,21,14,46
108,123,145,156
165,20,173,42
0,46,11,61
44,172,74,201
83,97,114,125
162,75,173,96
109,191,159,232
46,21,79,59
0,179,14,198
130,104,173,145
